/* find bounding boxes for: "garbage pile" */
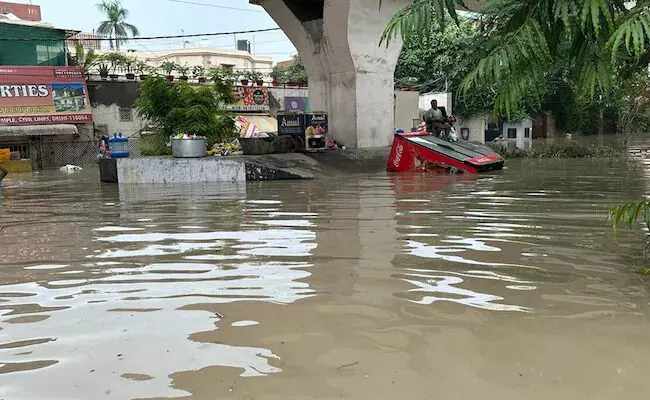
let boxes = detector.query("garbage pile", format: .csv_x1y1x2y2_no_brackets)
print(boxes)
173,133,206,140
208,139,243,157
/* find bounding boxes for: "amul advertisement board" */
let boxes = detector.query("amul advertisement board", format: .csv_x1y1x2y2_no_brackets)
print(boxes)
0,66,93,126
226,86,270,112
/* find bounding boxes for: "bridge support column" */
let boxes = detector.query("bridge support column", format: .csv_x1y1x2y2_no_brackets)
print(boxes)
256,0,411,148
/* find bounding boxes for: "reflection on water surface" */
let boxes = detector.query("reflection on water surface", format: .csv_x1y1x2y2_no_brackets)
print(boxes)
1,158,650,399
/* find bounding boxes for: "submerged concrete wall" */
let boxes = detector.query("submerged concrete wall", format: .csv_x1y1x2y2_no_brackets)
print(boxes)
117,157,245,184
255,0,412,149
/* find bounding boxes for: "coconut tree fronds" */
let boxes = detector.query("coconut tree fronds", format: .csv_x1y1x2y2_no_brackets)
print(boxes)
609,201,650,233
379,0,467,46
96,0,139,51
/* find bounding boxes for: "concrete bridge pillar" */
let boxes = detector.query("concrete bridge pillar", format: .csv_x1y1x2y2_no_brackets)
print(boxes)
253,0,412,148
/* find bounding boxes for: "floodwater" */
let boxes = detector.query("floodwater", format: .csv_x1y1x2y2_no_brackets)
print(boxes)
1,158,650,399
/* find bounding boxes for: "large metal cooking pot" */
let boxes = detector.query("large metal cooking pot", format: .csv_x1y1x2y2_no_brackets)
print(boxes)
171,139,206,158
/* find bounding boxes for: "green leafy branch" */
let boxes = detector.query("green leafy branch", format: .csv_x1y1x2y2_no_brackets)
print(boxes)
609,201,650,233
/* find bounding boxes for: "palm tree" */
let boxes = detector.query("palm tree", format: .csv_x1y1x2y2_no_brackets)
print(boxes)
96,0,139,51
381,0,650,117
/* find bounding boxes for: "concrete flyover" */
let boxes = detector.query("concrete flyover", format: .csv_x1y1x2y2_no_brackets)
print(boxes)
251,0,411,149
251,0,484,149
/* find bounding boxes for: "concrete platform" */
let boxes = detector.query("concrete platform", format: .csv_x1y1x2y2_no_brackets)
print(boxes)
116,157,245,184
99,149,389,184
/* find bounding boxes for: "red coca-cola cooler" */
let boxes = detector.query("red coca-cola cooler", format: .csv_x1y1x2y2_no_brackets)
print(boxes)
388,132,504,174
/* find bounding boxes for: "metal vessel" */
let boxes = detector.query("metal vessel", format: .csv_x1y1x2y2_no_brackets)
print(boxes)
171,139,206,158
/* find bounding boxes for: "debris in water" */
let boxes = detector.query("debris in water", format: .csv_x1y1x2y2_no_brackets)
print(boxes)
336,361,359,372
60,165,83,172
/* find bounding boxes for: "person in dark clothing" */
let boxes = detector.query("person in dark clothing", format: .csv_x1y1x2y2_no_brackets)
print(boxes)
423,100,449,137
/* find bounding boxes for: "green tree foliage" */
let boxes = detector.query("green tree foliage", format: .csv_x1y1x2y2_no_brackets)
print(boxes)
382,0,650,121
610,201,650,233
395,19,477,92
96,0,139,51
613,71,650,142
271,54,308,85
394,16,544,119
67,41,100,77
135,76,236,147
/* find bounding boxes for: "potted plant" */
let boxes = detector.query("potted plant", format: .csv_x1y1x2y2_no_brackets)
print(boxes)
69,41,100,79
239,71,249,87
136,60,150,80
193,65,206,83
177,63,190,82
160,60,177,82
243,70,264,86
98,61,110,80
252,71,266,86
104,52,126,80
124,57,136,80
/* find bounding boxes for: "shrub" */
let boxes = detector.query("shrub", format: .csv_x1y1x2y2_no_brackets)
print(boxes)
135,75,237,146
139,134,170,156
489,141,621,159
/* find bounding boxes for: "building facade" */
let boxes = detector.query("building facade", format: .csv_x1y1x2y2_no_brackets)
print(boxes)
144,47,273,73
0,20,74,67
82,47,274,78
0,1,93,171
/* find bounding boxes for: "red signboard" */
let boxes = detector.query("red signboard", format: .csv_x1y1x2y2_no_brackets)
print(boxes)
0,66,93,126
0,1,41,21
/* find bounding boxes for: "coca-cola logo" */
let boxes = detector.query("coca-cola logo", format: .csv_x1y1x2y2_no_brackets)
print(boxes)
393,143,404,168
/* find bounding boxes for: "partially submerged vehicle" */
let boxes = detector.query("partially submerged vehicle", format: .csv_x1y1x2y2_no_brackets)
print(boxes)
387,132,504,174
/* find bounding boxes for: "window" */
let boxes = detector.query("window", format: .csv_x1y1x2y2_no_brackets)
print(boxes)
36,44,62,65
524,127,531,138
221,63,235,70
119,107,133,122
202,55,212,66
507,128,517,139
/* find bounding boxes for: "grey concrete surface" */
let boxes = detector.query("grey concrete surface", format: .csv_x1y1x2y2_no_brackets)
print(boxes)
106,148,390,184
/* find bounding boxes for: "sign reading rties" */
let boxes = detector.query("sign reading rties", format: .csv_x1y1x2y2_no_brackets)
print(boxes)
0,66,93,126
0,85,49,98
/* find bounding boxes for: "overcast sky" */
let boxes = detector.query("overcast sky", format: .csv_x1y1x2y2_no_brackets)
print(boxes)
30,0,297,62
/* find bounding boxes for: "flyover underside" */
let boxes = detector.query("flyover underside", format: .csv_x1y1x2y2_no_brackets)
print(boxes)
252,0,485,148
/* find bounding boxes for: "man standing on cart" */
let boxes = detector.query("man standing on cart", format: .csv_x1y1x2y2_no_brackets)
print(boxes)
424,99,449,138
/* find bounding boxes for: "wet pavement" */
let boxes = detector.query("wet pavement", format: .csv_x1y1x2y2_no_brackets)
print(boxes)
1,158,650,399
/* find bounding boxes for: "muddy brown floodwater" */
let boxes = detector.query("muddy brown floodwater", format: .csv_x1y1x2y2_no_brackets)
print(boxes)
2,158,650,400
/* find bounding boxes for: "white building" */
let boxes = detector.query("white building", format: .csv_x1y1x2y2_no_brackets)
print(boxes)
455,115,534,149
82,46,273,78
134,47,273,74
